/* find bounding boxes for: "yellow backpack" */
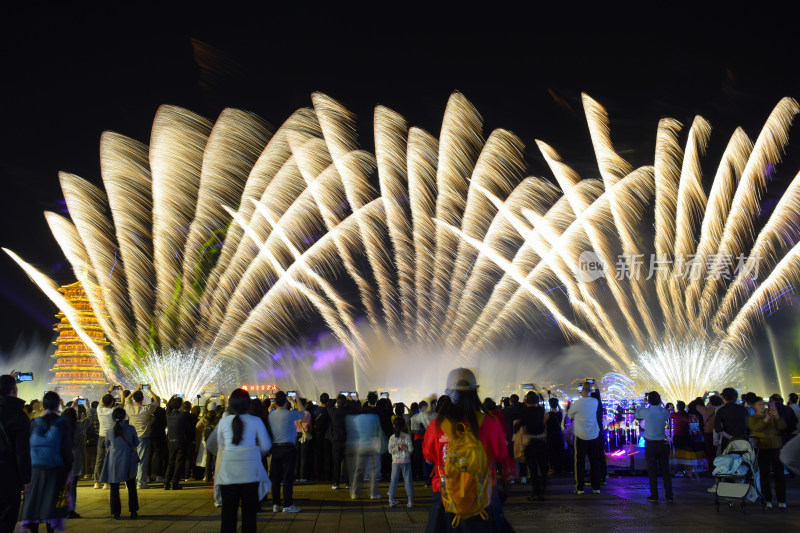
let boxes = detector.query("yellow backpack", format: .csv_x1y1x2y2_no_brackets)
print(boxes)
440,414,492,527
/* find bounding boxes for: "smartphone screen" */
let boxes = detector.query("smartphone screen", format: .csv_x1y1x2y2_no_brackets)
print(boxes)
250,395,257,400
142,384,150,390
339,391,348,397
176,394,184,398
380,392,389,399
521,383,534,390
15,372,33,382
287,391,297,397
77,398,87,406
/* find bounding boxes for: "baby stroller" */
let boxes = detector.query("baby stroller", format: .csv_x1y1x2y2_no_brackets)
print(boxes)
712,437,764,512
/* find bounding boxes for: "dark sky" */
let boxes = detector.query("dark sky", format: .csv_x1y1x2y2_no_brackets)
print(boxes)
2,2,799,354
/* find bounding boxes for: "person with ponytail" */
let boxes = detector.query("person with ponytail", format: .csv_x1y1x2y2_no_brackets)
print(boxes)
99,407,140,520
19,391,73,533
207,388,272,533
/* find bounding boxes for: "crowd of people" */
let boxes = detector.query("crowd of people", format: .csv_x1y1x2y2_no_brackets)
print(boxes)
1,368,800,532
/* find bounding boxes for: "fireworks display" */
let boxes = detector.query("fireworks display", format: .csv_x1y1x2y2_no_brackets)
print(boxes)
6,92,800,401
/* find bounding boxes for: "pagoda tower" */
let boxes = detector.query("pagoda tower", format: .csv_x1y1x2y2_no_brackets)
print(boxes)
51,281,109,397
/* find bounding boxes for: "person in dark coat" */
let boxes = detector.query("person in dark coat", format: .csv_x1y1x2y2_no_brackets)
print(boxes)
148,397,167,482
313,394,332,482
19,391,73,533
0,374,32,533
164,396,193,490
326,394,350,489
60,406,95,518
100,407,140,519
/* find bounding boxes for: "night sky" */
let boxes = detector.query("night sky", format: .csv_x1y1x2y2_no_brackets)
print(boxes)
2,2,799,356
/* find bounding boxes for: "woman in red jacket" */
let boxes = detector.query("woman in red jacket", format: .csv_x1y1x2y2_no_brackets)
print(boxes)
423,368,517,533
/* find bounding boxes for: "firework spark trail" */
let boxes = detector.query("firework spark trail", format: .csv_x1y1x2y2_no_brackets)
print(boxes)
429,93,483,342
197,109,321,340
697,98,800,322
9,91,800,403
582,94,657,341
100,132,155,351
3,248,115,378
683,129,752,320
177,109,272,343
375,106,416,341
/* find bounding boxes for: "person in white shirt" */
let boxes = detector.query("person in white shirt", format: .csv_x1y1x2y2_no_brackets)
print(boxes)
93,390,119,489
208,389,271,533
566,382,601,494
125,385,158,488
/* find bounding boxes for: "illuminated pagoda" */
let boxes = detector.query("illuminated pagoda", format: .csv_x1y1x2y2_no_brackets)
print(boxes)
51,281,108,397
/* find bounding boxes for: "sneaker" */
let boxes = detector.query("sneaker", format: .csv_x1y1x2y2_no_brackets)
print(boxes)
370,495,380,501
592,490,600,494
68,511,82,519
520,476,527,484
407,502,414,508
573,489,584,495
345,484,351,490
666,496,673,502
646,495,658,502
332,484,339,490
273,505,280,513
103,484,110,490
155,476,164,483
389,500,399,507
778,502,787,509
282,505,301,513
94,483,101,489
298,478,308,483
706,485,717,493
765,502,773,509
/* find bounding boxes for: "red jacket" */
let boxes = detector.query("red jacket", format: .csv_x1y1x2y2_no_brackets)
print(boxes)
422,413,514,493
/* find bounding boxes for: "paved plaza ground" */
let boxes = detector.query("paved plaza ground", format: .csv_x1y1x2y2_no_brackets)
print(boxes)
48,472,800,533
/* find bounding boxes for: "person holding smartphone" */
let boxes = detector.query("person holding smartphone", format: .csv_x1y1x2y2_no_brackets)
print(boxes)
125,385,158,488
749,396,787,508
266,391,307,513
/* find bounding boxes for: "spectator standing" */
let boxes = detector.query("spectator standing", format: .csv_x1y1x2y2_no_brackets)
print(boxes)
517,391,547,500
84,401,99,479
125,386,157,488
149,397,167,483
209,389,271,533
545,397,565,474
267,391,307,513
695,395,722,476
387,417,414,508
60,406,94,518
749,396,788,508
326,394,351,490
714,388,748,450
0,374,32,533
566,383,602,495
163,397,193,490
312,393,332,482
93,391,117,489
100,408,140,519
348,407,385,500
19,391,73,533
423,368,516,532
670,401,703,481
409,400,432,482
634,391,672,502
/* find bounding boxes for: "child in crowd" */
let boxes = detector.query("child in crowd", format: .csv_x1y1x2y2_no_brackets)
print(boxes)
387,417,414,508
